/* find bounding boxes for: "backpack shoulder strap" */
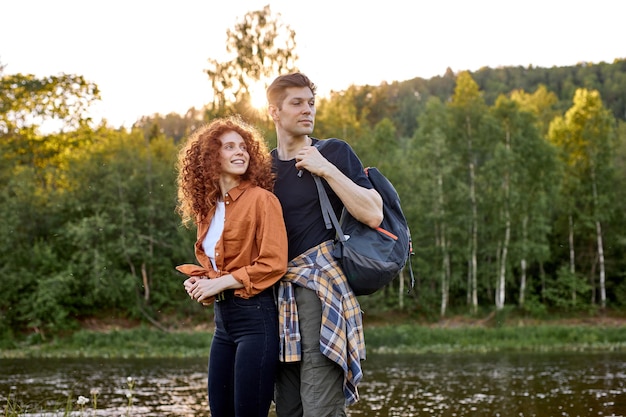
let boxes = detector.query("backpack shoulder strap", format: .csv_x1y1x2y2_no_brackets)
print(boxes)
313,175,346,242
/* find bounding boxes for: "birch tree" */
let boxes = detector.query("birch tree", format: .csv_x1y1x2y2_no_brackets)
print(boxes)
484,96,558,309
412,97,463,316
548,88,616,309
448,72,486,313
510,85,560,304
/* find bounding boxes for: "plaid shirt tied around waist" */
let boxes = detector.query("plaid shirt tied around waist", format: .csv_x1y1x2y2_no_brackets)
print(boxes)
277,240,366,405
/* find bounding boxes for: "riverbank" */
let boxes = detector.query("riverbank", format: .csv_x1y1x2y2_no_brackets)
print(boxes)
2,314,625,358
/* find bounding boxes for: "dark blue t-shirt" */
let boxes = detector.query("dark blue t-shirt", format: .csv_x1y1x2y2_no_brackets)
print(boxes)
272,138,372,261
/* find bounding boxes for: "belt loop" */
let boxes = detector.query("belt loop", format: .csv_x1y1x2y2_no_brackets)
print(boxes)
215,289,234,302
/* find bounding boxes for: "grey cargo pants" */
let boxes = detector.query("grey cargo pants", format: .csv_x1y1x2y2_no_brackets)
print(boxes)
274,286,346,417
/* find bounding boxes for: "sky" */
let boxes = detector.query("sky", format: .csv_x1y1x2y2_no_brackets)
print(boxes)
2,0,625,129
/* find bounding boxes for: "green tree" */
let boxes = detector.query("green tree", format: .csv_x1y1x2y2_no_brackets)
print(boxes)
205,5,298,121
315,88,364,142
60,127,193,325
611,120,626,306
0,69,101,188
0,122,196,335
0,68,101,335
355,117,398,171
548,89,617,309
482,96,558,309
411,97,465,316
448,71,487,313
510,84,559,136
0,70,100,135
133,108,205,143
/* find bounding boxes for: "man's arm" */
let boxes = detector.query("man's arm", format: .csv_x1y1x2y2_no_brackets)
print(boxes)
295,146,383,228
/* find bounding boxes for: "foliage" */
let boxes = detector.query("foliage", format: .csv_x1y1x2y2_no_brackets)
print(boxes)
315,88,366,142
132,108,206,143
2,27,626,337
0,71,100,134
0,120,196,335
205,5,297,121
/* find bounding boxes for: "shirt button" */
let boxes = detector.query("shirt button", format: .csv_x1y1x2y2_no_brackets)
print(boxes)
225,201,230,205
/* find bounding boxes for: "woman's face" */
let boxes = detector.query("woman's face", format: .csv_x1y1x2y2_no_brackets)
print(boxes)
218,130,250,178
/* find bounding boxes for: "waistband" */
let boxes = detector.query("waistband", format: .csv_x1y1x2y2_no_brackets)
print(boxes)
215,289,235,302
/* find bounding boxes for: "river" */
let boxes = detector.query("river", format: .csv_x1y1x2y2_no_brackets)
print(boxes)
2,352,625,416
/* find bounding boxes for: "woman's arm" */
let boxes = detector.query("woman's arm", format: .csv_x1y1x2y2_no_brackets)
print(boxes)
229,193,288,295
187,275,243,304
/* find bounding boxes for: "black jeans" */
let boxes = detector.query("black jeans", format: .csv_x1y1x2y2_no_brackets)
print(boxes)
208,290,279,417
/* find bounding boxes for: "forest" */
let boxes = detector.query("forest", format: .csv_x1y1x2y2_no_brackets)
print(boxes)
1,7,626,339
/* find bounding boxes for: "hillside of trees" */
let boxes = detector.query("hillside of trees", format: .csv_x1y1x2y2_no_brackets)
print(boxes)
2,7,625,338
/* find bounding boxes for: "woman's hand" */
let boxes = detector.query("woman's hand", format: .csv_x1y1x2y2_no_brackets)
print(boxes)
185,274,243,304
183,276,200,296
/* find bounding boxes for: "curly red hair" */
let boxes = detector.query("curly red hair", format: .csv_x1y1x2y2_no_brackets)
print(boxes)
176,115,273,226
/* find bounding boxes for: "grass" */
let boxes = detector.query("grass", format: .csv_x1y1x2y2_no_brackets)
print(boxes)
364,323,626,354
1,326,213,358
1,321,626,358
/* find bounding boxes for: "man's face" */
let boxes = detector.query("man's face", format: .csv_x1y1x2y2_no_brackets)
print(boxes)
271,86,316,136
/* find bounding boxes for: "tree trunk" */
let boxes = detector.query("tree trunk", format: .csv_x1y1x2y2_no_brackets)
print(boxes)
441,247,450,317
568,214,576,303
596,220,606,309
519,216,528,306
496,213,510,310
144,136,154,304
591,171,606,309
467,116,478,313
435,163,450,317
496,127,511,310
437,224,448,317
141,262,150,302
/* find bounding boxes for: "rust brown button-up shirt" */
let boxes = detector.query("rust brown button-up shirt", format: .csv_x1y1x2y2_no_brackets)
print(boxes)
176,181,288,300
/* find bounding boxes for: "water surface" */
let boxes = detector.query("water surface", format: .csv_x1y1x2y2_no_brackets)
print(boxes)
2,352,625,416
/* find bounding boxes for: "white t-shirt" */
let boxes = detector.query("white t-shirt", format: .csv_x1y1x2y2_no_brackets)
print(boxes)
202,201,225,271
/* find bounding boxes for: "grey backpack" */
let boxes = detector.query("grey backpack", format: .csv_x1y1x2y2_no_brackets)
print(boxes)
313,141,414,295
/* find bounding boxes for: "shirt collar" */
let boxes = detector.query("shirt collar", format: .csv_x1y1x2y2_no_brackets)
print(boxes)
225,180,252,202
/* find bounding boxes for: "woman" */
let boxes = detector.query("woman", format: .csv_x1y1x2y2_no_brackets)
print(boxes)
175,115,288,417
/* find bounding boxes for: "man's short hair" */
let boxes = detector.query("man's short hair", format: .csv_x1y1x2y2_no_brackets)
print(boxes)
266,73,316,108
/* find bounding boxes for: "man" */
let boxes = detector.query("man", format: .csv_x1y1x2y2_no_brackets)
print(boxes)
268,72,383,417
